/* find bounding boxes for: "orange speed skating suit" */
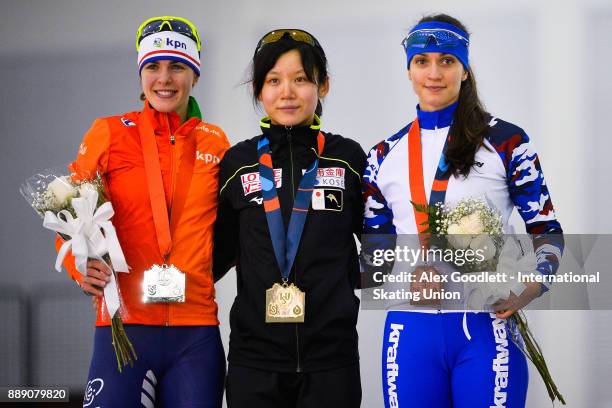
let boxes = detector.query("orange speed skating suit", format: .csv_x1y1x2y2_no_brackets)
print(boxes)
58,99,229,327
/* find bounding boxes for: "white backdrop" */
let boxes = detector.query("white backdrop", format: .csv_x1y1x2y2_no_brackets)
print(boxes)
1,0,611,406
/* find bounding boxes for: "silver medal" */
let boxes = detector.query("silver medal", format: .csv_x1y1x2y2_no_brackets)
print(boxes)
142,264,186,303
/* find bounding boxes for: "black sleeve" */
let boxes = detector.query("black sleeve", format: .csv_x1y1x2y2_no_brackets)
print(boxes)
352,143,367,241
212,154,239,282
345,141,370,289
359,234,397,289
353,141,395,289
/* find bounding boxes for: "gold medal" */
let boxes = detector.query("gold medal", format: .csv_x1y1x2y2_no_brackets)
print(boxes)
142,264,186,303
265,282,305,323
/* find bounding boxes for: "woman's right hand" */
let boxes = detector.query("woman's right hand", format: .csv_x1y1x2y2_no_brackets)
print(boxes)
80,259,112,297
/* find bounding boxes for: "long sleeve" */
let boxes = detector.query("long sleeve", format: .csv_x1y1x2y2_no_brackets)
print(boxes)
361,141,398,288
351,145,367,240
212,152,239,282
488,121,564,292
55,119,111,283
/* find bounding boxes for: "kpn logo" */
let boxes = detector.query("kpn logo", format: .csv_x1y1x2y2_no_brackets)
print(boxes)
165,38,187,50
153,38,163,48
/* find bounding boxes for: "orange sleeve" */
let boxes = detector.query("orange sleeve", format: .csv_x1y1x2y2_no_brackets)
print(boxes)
69,118,111,180
55,118,112,282
216,127,231,160
55,234,84,284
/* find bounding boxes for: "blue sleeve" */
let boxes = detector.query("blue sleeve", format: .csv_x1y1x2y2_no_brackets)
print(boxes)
360,139,399,288
363,141,396,235
488,121,564,291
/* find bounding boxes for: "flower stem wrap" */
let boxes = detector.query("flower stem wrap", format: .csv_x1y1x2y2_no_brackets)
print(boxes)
510,312,566,405
42,189,136,371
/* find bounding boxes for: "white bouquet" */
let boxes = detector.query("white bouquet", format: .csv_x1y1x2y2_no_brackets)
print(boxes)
21,168,137,372
412,197,565,404
412,197,503,272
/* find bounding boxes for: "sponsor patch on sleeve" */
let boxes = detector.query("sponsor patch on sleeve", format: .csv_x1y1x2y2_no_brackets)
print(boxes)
195,124,223,137
195,150,220,164
241,169,282,195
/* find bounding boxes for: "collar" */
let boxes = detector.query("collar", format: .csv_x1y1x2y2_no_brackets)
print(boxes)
259,116,321,154
416,101,457,130
143,96,202,135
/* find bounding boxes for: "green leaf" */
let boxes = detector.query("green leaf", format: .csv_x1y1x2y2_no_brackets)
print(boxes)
410,200,429,214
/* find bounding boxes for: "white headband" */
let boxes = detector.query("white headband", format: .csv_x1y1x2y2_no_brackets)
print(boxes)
138,31,200,76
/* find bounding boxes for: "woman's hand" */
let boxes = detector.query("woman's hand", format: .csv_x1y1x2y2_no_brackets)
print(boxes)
80,259,112,297
493,282,542,319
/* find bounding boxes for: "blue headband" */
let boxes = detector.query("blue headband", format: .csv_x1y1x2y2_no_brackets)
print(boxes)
403,21,470,69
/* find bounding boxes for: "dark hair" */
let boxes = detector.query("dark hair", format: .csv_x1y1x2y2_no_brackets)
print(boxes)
413,14,491,177
250,34,328,117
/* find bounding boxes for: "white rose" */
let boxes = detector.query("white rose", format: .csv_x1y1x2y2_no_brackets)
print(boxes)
469,234,496,261
447,223,472,249
447,223,463,235
458,212,484,235
47,176,76,205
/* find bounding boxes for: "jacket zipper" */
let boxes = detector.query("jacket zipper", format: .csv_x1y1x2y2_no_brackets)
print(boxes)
166,116,194,326
169,133,176,212
287,127,302,373
164,111,177,326
168,133,176,326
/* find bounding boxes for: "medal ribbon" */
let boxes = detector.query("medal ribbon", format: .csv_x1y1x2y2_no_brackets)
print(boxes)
258,131,325,281
139,112,197,260
408,118,452,247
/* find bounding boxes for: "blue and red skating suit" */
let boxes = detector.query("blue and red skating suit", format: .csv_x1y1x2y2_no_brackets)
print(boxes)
363,103,563,293
363,102,563,408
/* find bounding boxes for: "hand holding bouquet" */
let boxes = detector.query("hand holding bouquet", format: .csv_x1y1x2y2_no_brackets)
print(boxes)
21,169,137,372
